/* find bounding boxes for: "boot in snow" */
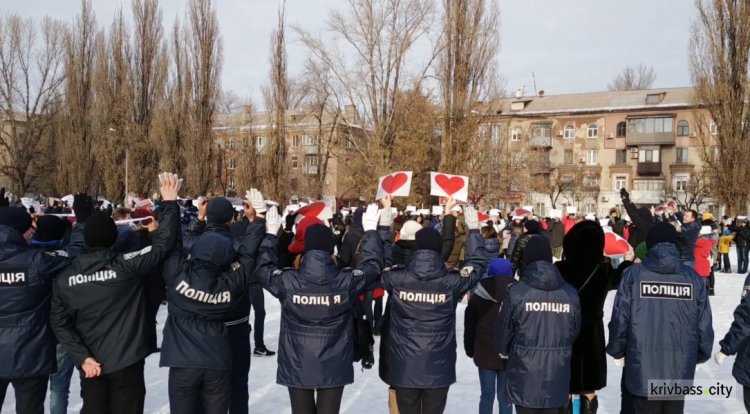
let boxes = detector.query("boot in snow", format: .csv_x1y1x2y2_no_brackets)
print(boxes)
581,395,598,414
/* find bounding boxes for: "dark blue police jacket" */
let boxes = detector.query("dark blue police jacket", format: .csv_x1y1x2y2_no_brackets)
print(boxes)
720,274,750,386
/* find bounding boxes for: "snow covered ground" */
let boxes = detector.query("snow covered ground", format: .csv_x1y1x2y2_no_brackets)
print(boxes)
3,249,749,413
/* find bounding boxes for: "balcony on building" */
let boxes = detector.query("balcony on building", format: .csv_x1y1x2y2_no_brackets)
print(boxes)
302,144,319,155
529,123,552,148
531,161,551,175
625,117,675,145
637,161,662,176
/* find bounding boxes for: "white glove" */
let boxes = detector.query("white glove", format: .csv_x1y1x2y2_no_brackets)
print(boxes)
715,352,728,365
464,206,480,230
246,189,267,213
379,208,394,227
265,206,281,235
614,358,625,367
361,204,381,232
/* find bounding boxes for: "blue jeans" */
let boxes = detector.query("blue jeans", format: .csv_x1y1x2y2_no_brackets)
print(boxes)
739,246,750,274
478,368,512,414
49,344,75,414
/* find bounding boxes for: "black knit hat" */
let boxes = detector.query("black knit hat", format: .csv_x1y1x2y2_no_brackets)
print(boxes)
522,236,553,265
84,212,118,249
414,227,442,255
524,220,541,234
206,198,234,225
304,224,335,255
0,207,32,236
33,216,68,242
646,222,678,249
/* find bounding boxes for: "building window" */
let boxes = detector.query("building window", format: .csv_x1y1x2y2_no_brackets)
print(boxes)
345,158,350,165
228,158,236,170
584,203,597,214
584,175,599,188
677,120,689,136
646,94,661,104
228,177,235,189
306,155,318,166
676,148,689,164
616,149,628,164
535,203,546,217
510,151,523,167
639,146,660,163
564,150,573,165
511,128,522,141
533,124,551,138
291,156,298,169
228,139,235,149
633,179,665,191
290,178,298,191
564,125,575,139
615,176,627,190
255,136,265,146
616,122,626,138
491,125,502,144
587,124,598,138
586,150,597,165
303,135,316,145
345,139,352,149
710,121,718,135
675,175,688,191
292,135,300,147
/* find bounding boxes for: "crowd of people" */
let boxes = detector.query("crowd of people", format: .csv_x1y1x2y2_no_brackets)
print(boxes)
2,179,750,414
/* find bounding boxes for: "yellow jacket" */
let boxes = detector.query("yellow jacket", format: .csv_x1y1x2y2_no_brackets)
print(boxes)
719,234,734,254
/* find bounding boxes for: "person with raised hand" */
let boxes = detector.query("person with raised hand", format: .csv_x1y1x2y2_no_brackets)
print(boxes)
159,197,266,414
254,204,385,414
381,206,488,414
50,173,181,414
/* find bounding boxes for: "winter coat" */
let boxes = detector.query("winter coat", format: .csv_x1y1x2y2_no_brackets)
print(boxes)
545,219,565,249
51,202,179,374
501,229,511,251
382,230,487,388
732,225,750,248
0,224,84,379
510,232,547,274
483,237,500,264
719,274,750,386
378,215,455,388
463,275,514,371
674,213,701,263
338,211,365,268
254,228,385,389
606,242,714,397
562,217,577,234
446,220,467,268
694,235,717,277
159,220,265,370
609,218,626,238
494,261,581,409
507,223,523,255
623,198,653,247
719,234,734,254
554,221,631,393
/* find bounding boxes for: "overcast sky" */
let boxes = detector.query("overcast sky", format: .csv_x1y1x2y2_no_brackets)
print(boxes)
5,0,695,100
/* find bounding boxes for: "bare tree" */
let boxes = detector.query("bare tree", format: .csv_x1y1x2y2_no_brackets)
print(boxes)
536,166,577,209
660,169,713,211
607,64,657,91
437,0,503,174
689,0,750,214
0,14,66,195
216,89,245,114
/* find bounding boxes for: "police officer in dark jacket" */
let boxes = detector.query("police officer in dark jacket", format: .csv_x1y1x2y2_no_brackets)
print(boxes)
382,206,487,414
715,274,750,411
50,173,181,414
607,222,713,414
495,237,581,414
255,204,386,414
160,200,265,414
0,194,87,414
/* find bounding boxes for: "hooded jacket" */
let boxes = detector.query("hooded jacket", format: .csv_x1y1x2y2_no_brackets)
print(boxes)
720,274,750,386
673,212,701,263
0,225,84,379
160,220,265,370
732,223,750,248
50,202,179,374
545,219,565,249
694,229,718,277
607,243,714,397
483,236,500,264
494,261,581,409
463,275,514,371
555,221,632,393
509,230,547,275
338,209,364,268
254,228,385,389
382,229,487,388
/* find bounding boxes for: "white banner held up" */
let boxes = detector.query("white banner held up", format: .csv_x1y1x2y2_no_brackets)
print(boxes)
375,171,413,200
429,172,469,202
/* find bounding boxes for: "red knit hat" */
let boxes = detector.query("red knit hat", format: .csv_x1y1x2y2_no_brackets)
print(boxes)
288,216,325,255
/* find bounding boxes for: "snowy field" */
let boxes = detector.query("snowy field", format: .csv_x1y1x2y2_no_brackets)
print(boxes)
2,249,749,413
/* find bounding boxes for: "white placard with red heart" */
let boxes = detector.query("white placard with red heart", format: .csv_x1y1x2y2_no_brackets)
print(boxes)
603,227,631,257
375,171,412,200
295,202,333,224
430,172,469,202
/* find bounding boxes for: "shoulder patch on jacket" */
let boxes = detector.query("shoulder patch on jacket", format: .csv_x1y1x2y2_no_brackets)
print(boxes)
123,246,153,260
272,270,283,277
45,250,69,258
743,285,750,299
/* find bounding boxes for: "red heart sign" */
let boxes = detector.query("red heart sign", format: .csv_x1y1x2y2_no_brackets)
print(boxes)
478,212,490,222
381,173,409,194
434,174,465,196
604,232,630,256
297,202,325,218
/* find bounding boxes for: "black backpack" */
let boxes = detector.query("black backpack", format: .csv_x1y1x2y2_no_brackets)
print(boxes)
352,299,374,370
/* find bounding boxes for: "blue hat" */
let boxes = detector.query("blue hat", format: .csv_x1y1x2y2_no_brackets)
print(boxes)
724,229,732,236
488,258,513,277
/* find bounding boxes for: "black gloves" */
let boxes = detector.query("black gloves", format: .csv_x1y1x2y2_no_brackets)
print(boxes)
0,188,9,207
620,188,630,201
285,212,298,232
73,193,95,224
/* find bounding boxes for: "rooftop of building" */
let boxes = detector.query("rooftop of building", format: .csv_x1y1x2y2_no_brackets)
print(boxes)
490,86,696,116
213,106,363,131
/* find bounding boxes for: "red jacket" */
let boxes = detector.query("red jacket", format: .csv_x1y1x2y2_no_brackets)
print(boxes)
360,288,384,301
562,217,578,234
693,239,716,277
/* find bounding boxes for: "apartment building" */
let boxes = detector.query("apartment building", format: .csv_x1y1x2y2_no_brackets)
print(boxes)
212,105,362,199
485,87,717,217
